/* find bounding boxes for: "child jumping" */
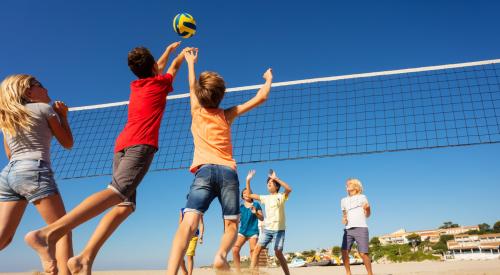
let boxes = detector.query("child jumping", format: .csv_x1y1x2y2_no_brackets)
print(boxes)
179,207,204,275
341,178,373,275
233,170,264,272
0,75,74,275
248,169,292,275
165,49,273,274
25,41,190,274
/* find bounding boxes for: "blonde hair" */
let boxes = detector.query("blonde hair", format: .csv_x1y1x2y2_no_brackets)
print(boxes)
346,178,363,194
0,74,36,137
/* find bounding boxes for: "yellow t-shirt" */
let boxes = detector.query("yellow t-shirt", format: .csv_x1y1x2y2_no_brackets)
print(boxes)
260,193,288,231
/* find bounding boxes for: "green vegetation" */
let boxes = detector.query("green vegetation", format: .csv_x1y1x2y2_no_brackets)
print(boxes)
370,243,440,262
465,221,500,235
439,221,459,229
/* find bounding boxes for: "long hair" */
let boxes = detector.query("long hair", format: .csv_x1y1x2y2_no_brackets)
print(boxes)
0,74,36,137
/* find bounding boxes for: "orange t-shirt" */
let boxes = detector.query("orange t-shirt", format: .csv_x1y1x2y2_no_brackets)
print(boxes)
190,108,237,173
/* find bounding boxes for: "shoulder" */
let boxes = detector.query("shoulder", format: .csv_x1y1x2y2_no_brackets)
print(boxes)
253,202,262,208
27,103,56,117
156,73,173,83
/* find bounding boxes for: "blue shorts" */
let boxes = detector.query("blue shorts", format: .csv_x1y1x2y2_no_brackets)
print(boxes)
0,160,58,203
184,164,240,220
342,227,369,253
258,229,286,251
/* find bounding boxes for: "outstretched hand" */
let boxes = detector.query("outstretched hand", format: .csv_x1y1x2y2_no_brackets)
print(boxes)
167,41,181,52
268,169,277,181
184,48,198,64
263,68,273,81
246,170,256,182
52,101,68,118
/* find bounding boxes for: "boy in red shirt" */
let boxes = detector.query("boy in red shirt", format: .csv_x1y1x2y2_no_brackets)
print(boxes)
25,41,190,274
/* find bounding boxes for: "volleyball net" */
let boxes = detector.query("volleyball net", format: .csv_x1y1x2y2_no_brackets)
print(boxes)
51,59,500,180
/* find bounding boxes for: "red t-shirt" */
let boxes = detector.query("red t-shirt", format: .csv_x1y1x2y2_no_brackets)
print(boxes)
114,73,173,152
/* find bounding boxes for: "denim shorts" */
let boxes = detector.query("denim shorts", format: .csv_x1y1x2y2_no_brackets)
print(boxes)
258,229,286,251
184,164,240,220
342,227,369,253
0,160,58,203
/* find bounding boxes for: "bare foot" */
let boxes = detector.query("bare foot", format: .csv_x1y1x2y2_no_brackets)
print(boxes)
24,230,57,274
213,254,230,271
67,255,92,275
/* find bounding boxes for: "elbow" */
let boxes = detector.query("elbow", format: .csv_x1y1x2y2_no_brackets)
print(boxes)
258,94,268,103
62,138,74,149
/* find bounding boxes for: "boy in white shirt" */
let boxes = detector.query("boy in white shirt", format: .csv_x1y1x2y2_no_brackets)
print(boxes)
341,178,373,275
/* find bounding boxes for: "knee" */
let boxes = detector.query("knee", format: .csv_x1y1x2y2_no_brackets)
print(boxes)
116,204,134,216
233,246,241,254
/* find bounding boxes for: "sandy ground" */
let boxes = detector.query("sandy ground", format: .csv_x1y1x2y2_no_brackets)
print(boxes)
2,260,499,275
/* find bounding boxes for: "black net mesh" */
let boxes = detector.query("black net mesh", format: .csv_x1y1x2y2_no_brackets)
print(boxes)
51,62,500,180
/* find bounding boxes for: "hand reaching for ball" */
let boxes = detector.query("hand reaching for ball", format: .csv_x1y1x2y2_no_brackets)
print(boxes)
184,48,198,64
263,68,273,82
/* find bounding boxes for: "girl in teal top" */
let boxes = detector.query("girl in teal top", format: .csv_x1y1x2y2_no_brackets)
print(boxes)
232,170,264,272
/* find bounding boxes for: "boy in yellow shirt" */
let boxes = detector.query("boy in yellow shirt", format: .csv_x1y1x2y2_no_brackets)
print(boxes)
248,169,292,275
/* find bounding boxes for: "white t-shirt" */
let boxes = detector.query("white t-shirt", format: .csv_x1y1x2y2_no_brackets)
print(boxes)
341,194,369,229
260,193,288,231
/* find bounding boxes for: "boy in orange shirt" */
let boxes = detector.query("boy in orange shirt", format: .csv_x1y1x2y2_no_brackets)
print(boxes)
165,49,273,274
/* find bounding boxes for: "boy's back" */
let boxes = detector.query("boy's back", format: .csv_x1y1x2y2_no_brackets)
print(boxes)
115,73,173,152
190,107,236,172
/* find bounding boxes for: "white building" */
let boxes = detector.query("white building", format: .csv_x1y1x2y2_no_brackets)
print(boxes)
378,225,480,245
446,233,500,260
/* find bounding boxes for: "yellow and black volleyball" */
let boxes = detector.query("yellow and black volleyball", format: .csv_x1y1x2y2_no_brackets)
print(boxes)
173,13,197,38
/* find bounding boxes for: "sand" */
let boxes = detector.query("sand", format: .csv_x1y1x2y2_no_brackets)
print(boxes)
1,260,499,275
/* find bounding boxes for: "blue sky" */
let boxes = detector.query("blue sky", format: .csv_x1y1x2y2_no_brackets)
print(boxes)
1,0,500,272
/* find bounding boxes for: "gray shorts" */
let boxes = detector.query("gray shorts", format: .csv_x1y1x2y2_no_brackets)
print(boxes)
107,145,156,209
342,227,369,253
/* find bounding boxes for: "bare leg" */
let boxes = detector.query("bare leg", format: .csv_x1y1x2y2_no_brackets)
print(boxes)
187,255,194,275
0,200,28,250
25,189,122,269
250,244,263,271
342,250,352,275
360,252,373,275
179,257,188,275
232,235,248,272
166,212,201,275
34,194,74,275
67,204,133,275
213,219,238,271
275,249,290,275
248,237,258,264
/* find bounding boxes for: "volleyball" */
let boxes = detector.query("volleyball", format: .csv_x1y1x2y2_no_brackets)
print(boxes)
173,13,197,38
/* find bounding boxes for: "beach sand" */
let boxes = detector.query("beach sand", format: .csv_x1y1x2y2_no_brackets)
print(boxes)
2,260,499,275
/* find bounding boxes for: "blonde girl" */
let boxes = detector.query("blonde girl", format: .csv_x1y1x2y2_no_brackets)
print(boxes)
0,74,73,275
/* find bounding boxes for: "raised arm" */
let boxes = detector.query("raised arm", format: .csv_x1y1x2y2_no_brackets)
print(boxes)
184,49,201,112
166,47,192,79
253,205,264,221
270,171,292,196
246,169,260,201
224,68,273,125
48,101,73,149
157,41,180,74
